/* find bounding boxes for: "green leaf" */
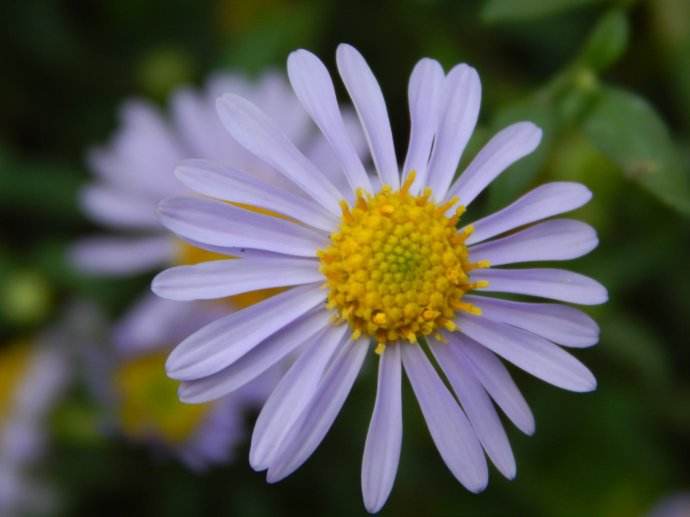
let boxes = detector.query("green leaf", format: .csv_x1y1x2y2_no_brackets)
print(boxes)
481,0,604,23
583,86,690,215
578,9,629,72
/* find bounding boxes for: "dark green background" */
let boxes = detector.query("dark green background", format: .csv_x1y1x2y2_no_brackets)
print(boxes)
1,0,689,515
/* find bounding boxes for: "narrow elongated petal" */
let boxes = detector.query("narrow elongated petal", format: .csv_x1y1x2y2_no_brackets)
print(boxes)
426,64,481,198
401,344,488,492
362,345,403,513
152,257,321,301
216,94,343,214
70,236,174,275
175,237,288,260
166,284,326,380
175,160,337,232
81,186,159,229
179,310,331,403
402,58,445,193
450,334,535,435
250,325,347,470
158,197,328,257
266,339,369,482
457,315,597,392
448,122,542,206
469,219,598,266
466,182,592,245
471,267,608,305
336,44,399,188
465,295,599,348
288,49,372,193
431,339,515,479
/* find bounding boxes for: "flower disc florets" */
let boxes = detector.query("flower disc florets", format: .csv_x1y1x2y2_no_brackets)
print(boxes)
319,172,486,352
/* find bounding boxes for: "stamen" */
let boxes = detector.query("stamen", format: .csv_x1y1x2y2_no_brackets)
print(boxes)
319,177,488,349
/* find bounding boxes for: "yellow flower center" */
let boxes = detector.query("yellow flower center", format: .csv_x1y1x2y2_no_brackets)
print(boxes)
319,172,489,353
0,339,34,423
115,352,211,443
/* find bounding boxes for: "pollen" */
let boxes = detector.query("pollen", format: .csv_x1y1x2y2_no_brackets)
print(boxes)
319,172,488,352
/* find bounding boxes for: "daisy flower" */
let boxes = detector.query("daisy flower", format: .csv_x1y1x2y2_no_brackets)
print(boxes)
152,44,607,512
0,333,69,515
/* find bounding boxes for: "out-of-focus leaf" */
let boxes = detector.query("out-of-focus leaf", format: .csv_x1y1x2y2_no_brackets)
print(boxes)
601,310,672,388
583,86,690,216
481,0,604,23
219,2,327,72
485,97,558,211
136,47,195,101
577,9,629,72
0,269,52,326
0,150,83,221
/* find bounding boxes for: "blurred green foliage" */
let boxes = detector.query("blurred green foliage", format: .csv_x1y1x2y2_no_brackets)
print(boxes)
1,0,689,515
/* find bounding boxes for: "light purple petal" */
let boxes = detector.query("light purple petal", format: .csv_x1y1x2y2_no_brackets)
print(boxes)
113,293,209,354
287,49,372,193
216,94,343,214
157,197,328,257
469,219,598,266
426,64,481,199
471,267,608,305
174,237,290,260
447,122,542,206
171,87,225,160
266,338,369,482
401,344,488,492
431,339,515,479
466,182,592,245
449,334,535,435
336,44,399,188
80,185,159,229
70,235,174,275
361,345,402,513
465,295,599,348
457,315,597,392
152,256,321,301
90,100,184,199
402,58,445,193
179,310,331,403
175,159,337,232
166,284,326,380
250,324,347,470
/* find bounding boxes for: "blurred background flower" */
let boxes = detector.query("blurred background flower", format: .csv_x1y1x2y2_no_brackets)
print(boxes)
1,0,689,515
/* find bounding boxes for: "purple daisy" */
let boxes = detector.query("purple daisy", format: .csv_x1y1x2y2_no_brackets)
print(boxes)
152,44,607,512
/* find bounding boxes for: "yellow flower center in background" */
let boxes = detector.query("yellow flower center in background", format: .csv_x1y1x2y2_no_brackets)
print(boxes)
0,339,34,422
319,172,488,353
115,352,211,443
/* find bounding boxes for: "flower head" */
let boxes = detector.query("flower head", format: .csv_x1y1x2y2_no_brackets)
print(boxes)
153,44,607,512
